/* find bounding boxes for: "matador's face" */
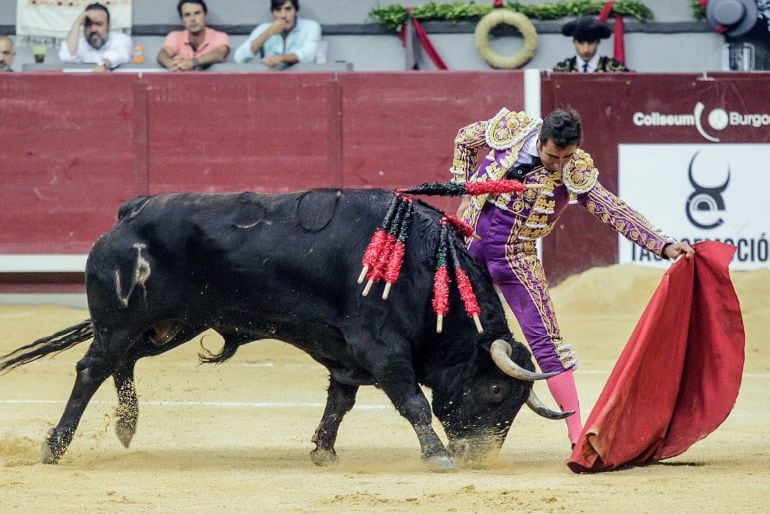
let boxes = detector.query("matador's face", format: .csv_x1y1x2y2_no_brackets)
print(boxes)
537,139,577,172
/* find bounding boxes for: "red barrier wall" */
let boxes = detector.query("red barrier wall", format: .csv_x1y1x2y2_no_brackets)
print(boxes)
0,72,524,261
143,74,341,194
340,72,521,213
4,71,769,292
0,74,139,252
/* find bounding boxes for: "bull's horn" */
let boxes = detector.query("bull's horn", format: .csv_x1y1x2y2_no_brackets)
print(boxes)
489,340,559,381
526,389,574,420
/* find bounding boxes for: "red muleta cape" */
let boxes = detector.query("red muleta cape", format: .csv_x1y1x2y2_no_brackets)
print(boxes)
568,241,745,473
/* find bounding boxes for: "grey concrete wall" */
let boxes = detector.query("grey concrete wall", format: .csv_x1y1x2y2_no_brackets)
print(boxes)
0,0,729,72
0,0,702,24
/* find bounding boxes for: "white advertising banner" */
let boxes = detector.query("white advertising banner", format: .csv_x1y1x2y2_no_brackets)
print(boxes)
16,0,132,42
618,144,770,270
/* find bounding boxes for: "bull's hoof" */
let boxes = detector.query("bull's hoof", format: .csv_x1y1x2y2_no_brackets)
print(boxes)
115,406,137,449
40,428,61,465
115,417,136,449
424,454,456,472
310,448,339,466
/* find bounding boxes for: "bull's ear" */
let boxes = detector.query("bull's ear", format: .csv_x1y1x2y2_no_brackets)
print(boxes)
117,196,150,221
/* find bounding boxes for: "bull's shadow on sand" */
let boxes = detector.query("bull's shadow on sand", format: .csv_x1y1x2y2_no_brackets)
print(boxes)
52,447,498,473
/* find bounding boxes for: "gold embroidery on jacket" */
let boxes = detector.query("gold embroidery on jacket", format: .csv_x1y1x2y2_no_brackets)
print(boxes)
485,109,542,150
563,149,599,194
585,183,672,255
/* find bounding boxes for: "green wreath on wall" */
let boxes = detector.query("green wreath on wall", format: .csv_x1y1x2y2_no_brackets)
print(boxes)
474,10,539,68
369,1,655,32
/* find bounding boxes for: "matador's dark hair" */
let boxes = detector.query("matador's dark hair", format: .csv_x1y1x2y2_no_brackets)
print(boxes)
271,0,299,10
540,108,582,148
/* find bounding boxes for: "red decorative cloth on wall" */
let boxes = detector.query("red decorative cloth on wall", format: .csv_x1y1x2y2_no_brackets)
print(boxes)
399,7,448,70
598,0,626,64
568,241,745,473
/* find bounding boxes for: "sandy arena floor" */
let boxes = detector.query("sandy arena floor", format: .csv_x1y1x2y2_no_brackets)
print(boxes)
1,264,768,513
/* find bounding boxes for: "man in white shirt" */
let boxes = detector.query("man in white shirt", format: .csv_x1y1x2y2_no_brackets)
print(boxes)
234,0,321,68
59,2,132,71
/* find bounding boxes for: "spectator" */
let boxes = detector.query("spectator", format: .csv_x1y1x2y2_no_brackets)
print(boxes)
234,0,321,68
0,35,14,72
553,16,628,73
158,0,230,71
58,3,132,71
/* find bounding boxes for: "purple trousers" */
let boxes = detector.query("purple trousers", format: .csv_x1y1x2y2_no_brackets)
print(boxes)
468,204,576,373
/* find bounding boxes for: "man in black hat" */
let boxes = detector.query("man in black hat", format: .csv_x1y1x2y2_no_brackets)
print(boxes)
553,15,628,72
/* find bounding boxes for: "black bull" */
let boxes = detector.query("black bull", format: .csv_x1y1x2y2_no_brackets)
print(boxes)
1,189,568,469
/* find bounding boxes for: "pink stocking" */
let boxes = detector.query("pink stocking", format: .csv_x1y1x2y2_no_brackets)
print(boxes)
546,369,583,445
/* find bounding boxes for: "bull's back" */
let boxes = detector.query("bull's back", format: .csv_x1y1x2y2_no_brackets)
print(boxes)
85,190,440,328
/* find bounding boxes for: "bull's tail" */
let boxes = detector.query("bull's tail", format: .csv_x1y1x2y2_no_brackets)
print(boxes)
0,320,94,373
198,336,239,365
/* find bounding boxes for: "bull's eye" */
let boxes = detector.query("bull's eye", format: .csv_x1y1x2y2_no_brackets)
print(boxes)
476,381,508,404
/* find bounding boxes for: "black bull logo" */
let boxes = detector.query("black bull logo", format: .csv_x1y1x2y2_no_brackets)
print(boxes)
685,151,730,230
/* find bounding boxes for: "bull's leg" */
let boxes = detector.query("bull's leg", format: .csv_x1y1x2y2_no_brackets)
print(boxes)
378,379,455,471
112,324,205,448
113,358,139,448
346,333,454,471
41,332,125,464
310,377,358,466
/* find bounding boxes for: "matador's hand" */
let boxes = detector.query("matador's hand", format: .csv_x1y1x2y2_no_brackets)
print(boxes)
664,241,695,260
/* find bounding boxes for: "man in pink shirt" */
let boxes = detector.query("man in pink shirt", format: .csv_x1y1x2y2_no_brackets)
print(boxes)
157,0,230,71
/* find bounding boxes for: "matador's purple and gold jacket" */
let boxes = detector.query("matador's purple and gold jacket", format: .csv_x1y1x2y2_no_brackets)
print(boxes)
450,108,675,257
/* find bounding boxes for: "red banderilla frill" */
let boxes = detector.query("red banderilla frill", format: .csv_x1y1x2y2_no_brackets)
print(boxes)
447,230,482,334
382,200,414,300
362,198,408,296
358,194,400,285
464,179,526,196
398,179,527,197
443,213,474,239
359,179,530,332
432,222,450,333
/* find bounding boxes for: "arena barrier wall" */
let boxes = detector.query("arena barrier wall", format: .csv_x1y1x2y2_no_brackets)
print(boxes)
0,71,524,291
541,72,770,285
3,71,768,292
